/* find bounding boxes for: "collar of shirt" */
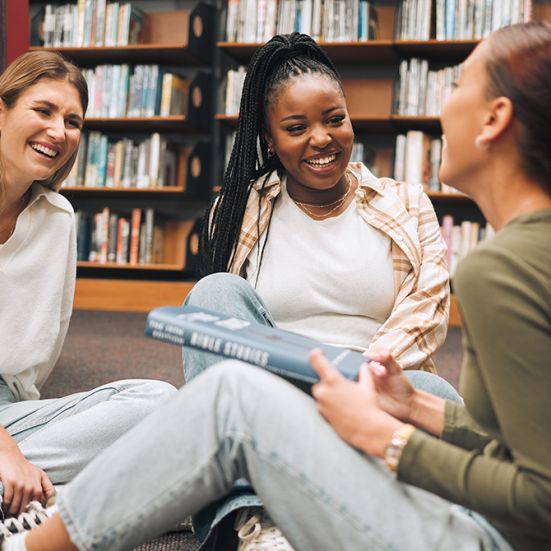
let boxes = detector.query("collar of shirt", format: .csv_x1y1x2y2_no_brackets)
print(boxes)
27,182,74,215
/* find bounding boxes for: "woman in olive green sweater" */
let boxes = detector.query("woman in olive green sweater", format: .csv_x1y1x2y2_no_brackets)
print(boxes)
2,21,551,551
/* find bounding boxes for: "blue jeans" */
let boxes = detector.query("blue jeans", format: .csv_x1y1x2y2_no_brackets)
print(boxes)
0,378,176,501
183,273,463,547
57,363,511,551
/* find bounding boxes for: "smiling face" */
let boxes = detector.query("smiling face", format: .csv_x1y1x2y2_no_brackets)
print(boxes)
439,42,494,193
265,73,354,198
0,78,83,189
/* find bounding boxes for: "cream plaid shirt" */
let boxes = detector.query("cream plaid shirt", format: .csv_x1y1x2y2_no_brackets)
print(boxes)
226,162,450,372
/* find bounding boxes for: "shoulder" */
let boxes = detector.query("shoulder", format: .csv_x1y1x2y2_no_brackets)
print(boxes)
454,222,548,304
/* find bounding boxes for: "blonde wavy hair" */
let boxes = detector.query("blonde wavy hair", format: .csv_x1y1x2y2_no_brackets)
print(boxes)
0,50,88,208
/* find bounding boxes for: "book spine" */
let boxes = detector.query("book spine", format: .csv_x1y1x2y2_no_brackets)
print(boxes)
129,208,142,265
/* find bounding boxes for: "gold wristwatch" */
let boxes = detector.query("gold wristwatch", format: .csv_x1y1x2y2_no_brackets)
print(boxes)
383,424,416,472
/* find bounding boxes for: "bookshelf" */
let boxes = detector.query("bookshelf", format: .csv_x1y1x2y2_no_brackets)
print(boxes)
216,0,551,327
22,0,216,311
12,0,549,316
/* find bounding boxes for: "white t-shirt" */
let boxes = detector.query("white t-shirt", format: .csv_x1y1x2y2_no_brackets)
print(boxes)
0,183,76,400
245,182,395,351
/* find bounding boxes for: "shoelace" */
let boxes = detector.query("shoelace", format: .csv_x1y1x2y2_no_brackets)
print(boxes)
0,502,51,541
235,509,295,551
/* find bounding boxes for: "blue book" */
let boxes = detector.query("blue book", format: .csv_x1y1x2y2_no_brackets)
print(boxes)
145,305,368,391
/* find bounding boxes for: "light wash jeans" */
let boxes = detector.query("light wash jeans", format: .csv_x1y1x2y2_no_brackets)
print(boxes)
183,273,464,547
57,363,512,551
0,377,176,501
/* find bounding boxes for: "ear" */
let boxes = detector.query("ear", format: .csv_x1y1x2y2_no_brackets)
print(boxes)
264,133,274,154
477,96,514,145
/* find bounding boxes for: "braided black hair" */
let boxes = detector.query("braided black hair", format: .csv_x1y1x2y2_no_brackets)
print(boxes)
199,33,342,276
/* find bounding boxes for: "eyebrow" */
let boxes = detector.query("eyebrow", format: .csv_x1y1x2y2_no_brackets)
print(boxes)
280,106,343,123
33,100,83,121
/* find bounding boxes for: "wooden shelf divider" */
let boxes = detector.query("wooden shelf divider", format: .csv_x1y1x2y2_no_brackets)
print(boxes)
74,278,195,312
218,39,478,65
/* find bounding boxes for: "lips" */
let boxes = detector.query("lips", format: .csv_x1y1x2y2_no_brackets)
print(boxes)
303,152,341,173
30,142,60,159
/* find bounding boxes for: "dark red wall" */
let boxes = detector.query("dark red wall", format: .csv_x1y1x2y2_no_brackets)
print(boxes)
1,0,29,70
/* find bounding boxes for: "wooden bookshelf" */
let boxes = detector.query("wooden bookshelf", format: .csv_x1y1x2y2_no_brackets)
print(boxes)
77,262,186,271
30,44,207,66
62,186,188,195
219,40,397,64
218,39,478,65
214,1,550,330
25,0,214,301
74,278,195,312
83,116,203,133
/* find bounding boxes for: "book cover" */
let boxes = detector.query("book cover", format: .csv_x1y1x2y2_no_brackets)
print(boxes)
145,305,367,392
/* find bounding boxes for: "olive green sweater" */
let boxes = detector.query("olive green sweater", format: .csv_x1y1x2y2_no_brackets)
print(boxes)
398,209,551,550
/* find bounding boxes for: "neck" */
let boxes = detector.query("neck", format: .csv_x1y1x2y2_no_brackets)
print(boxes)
1,171,34,214
0,186,31,244
467,167,551,231
286,174,350,206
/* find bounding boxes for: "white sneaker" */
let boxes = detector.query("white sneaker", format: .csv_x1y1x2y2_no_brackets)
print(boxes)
0,501,56,544
234,507,295,551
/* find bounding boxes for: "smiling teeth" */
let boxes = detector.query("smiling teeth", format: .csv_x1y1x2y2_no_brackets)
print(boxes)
31,143,58,158
306,154,336,166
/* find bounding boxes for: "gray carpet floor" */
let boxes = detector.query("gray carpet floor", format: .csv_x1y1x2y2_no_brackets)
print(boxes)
43,311,464,550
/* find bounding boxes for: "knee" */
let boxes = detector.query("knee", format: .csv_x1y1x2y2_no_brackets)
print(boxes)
185,273,250,307
405,371,462,403
205,361,286,403
117,380,178,412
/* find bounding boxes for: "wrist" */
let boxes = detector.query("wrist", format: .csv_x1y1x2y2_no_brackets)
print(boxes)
358,412,402,458
409,389,446,436
383,423,416,472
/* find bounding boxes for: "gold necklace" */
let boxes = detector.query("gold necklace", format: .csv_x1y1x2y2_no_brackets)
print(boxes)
292,175,351,208
292,176,353,219
297,199,350,219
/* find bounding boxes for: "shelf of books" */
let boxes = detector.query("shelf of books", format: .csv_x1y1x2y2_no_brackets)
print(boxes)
26,0,216,311
217,0,551,327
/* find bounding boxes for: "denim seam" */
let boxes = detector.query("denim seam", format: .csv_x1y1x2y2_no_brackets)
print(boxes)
7,385,126,436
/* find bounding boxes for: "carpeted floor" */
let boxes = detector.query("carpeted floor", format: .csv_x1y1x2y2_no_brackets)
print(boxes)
44,310,464,550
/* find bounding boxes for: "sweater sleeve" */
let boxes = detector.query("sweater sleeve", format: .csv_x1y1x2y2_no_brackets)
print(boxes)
397,245,551,538
440,400,492,451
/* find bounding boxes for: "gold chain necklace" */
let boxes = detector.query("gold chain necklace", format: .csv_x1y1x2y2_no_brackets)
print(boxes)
292,176,353,219
292,175,351,208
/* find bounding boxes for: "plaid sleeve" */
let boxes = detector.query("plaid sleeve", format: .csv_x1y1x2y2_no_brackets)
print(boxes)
369,188,450,372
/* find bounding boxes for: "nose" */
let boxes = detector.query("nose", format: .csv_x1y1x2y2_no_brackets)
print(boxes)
310,125,332,149
46,115,66,142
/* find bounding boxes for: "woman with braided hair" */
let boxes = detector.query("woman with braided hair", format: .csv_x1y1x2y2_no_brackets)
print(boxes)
182,32,453,549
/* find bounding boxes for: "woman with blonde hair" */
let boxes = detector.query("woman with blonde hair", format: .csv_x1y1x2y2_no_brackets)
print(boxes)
0,51,175,520
3,21,551,551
